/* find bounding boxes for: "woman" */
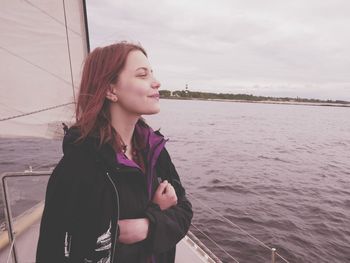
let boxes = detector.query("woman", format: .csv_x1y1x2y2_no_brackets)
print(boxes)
36,42,193,263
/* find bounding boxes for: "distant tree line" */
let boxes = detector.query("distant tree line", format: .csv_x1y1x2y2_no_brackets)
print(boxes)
158,89,349,104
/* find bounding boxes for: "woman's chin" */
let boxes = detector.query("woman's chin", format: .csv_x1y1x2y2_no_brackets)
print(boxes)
142,106,160,115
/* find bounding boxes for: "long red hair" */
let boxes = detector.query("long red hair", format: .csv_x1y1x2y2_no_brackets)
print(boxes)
75,41,147,149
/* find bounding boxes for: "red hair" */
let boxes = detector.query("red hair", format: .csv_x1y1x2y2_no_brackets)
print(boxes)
75,41,147,149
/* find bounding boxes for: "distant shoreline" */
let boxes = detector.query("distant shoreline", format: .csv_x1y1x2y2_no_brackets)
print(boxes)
160,96,350,108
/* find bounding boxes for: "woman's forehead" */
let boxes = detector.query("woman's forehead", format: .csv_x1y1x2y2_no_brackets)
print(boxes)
125,50,151,71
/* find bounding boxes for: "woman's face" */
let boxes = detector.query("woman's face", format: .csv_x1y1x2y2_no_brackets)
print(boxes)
111,50,161,116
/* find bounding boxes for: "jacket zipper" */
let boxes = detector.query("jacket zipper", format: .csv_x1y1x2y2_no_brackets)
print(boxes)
106,171,120,263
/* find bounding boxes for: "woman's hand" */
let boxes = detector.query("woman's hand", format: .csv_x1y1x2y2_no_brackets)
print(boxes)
118,218,150,244
152,180,178,210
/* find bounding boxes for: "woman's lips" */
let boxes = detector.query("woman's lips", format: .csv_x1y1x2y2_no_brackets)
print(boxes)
148,94,160,98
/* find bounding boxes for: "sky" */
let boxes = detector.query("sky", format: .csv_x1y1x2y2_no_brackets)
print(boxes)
86,0,350,101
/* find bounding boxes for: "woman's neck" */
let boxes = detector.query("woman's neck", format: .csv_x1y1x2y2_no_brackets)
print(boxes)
110,106,140,152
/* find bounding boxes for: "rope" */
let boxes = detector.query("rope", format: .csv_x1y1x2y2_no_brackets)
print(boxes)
191,223,240,263
0,102,74,121
6,236,16,263
62,0,77,104
23,0,81,36
187,192,291,263
276,252,291,263
28,163,55,171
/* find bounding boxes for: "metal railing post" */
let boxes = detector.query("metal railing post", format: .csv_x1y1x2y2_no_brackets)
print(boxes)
2,176,19,263
271,248,276,263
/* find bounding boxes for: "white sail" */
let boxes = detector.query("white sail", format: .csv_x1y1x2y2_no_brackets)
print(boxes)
0,0,89,138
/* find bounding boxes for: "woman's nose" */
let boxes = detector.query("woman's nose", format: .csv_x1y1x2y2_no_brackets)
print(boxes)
152,78,161,89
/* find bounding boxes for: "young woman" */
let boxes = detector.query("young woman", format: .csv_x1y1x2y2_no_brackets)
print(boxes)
36,42,193,263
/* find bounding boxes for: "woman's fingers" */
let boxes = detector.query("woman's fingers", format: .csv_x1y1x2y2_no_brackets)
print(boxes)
165,183,174,194
153,181,178,210
165,183,177,204
155,180,168,196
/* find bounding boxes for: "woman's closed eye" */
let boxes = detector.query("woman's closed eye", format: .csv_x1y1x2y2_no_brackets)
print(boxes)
137,72,148,78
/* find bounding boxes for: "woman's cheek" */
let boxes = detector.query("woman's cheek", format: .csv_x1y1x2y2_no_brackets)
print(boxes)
124,80,141,94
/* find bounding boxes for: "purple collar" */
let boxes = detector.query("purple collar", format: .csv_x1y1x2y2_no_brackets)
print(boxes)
116,120,166,168
116,120,168,198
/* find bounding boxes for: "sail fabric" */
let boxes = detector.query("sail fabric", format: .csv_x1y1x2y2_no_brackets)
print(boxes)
0,0,88,138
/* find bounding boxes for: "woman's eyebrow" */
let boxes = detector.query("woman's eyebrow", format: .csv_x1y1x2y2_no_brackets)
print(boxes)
135,67,153,73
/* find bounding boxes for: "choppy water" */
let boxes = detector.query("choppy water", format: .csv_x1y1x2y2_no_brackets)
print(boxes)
1,99,350,262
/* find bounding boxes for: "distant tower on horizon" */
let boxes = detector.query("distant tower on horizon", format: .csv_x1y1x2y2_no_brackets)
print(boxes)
185,83,189,94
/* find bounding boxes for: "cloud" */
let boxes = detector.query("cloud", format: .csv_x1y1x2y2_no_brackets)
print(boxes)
86,0,350,100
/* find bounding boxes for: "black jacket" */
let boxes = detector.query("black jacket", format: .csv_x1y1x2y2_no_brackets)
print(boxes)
36,126,193,263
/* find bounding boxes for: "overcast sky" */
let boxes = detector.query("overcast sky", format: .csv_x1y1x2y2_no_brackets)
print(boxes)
86,0,350,101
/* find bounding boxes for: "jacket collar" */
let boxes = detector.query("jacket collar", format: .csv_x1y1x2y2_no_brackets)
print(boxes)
116,119,167,169
62,120,167,172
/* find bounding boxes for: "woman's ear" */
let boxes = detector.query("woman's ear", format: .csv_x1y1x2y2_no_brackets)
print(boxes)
106,85,118,102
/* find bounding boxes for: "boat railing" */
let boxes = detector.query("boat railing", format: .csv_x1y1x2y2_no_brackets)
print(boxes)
187,192,291,263
2,171,219,263
1,171,50,263
1,171,291,263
